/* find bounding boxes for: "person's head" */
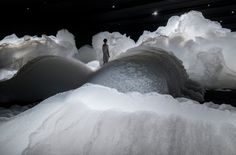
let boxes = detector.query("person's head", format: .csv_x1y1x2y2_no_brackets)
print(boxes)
103,38,107,43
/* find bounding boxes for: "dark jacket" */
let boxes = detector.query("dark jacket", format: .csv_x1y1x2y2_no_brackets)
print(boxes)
102,44,110,63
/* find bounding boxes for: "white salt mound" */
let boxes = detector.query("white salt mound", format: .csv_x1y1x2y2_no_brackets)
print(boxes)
0,84,235,155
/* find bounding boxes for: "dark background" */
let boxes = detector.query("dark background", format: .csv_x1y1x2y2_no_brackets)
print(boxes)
0,0,236,48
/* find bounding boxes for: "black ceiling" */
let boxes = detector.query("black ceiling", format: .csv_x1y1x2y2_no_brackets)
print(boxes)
0,0,236,46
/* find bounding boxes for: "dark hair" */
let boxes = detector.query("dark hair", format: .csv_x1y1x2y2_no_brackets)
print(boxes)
103,38,107,43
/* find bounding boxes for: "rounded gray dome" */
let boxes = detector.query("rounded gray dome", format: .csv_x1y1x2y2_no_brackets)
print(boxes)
88,46,204,102
0,56,92,106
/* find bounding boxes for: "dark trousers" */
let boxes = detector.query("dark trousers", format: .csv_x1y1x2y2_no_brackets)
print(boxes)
103,56,109,64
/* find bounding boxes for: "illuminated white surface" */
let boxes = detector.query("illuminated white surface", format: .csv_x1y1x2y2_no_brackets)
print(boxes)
74,44,97,63
92,11,236,89
0,29,78,80
0,84,235,155
135,11,236,89
92,31,136,64
0,69,17,81
86,60,100,71
1,10,236,89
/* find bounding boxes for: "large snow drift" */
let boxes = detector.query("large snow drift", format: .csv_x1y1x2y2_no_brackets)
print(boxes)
92,11,236,89
89,46,204,102
1,10,236,89
73,44,97,63
92,31,136,64
0,29,78,80
138,11,236,89
0,56,92,106
0,84,235,155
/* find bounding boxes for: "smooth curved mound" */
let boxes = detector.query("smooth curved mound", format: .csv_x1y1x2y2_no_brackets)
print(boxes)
1,84,235,155
88,46,204,102
73,45,97,63
0,56,92,106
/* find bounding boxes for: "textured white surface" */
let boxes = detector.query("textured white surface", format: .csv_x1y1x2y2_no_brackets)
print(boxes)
0,29,78,80
92,31,136,64
138,11,236,89
92,11,236,89
0,84,235,155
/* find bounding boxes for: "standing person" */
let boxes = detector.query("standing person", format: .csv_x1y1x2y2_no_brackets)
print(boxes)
102,38,110,64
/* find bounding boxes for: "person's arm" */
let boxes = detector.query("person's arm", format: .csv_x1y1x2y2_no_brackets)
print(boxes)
107,45,110,57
